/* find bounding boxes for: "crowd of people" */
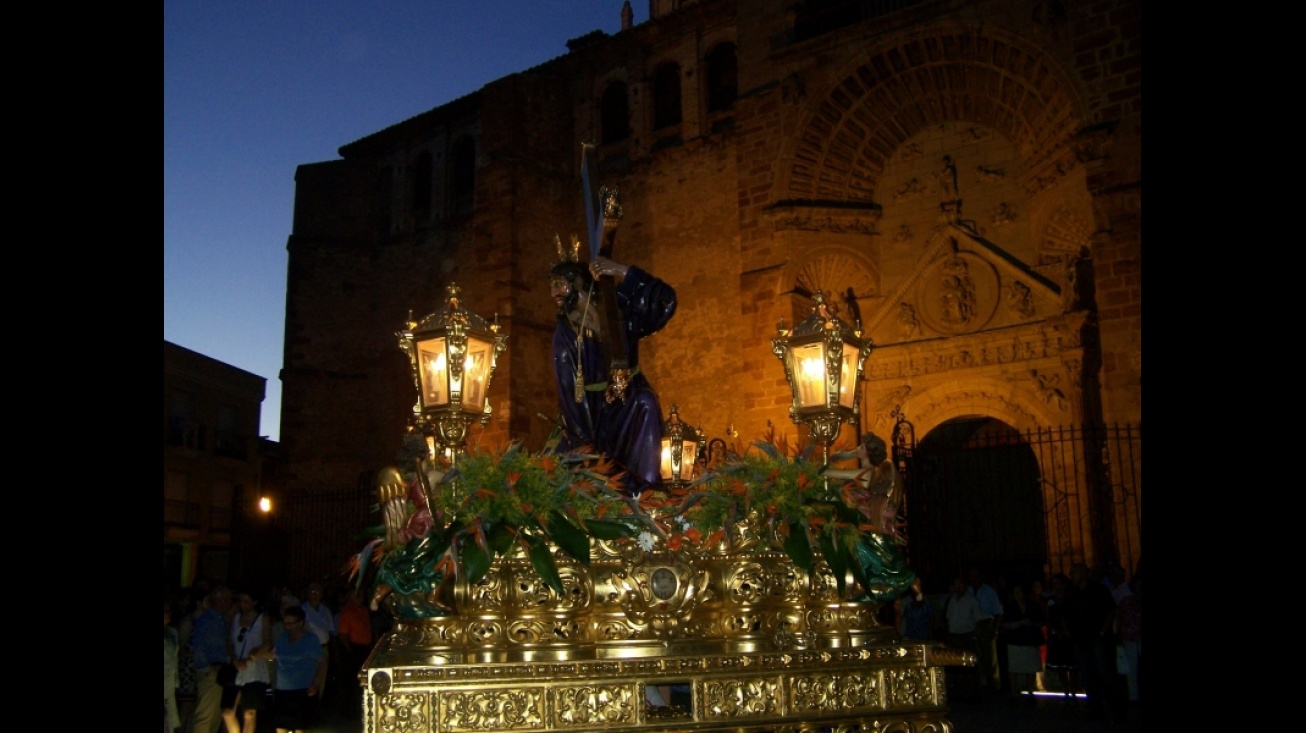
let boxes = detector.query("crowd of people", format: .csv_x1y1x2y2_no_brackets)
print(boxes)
891,561,1141,724
165,579,388,733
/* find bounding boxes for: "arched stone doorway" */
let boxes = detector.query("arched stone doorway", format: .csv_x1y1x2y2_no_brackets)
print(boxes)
901,416,1047,594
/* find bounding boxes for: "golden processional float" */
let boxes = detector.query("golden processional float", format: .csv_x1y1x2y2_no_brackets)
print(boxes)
354,149,972,733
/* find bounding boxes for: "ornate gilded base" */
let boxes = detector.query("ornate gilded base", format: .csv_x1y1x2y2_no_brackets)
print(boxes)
362,641,965,733
361,542,973,732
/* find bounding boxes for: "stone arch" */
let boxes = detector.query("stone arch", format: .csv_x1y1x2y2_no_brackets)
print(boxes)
774,23,1090,204
902,377,1061,438
905,415,1049,592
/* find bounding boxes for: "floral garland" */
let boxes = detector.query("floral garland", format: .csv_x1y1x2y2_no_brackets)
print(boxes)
355,427,915,618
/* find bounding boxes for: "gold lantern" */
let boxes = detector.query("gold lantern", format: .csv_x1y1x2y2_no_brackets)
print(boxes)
397,283,507,466
771,291,873,464
659,404,702,488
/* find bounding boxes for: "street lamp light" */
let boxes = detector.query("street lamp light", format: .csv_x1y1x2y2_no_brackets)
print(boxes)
771,291,873,465
397,283,507,467
660,404,702,489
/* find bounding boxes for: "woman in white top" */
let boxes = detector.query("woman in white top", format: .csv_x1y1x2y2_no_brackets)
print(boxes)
222,591,273,733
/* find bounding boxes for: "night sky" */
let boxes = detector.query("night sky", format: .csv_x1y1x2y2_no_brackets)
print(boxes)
165,1,647,441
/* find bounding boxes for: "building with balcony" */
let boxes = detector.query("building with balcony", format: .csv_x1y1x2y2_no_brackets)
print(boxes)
163,340,267,588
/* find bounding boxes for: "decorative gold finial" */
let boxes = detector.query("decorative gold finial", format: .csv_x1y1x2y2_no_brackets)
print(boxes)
600,186,623,223
554,233,581,262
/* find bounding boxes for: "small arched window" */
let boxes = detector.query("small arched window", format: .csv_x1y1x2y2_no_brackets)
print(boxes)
705,43,737,113
449,136,475,216
652,63,682,131
600,81,631,144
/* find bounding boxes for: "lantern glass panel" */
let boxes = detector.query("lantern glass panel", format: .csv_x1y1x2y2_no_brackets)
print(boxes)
461,339,493,411
838,346,858,409
418,337,450,408
793,342,826,408
679,439,698,480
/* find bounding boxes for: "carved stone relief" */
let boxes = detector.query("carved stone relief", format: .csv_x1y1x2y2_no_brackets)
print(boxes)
764,204,882,235
771,214,878,234
1028,369,1069,412
900,142,924,162
1006,280,1036,320
863,324,1083,380
936,155,959,202
897,303,922,341
1062,357,1083,390
893,177,927,203
870,385,913,430
960,127,994,145
911,389,1040,429
991,202,1017,226
1025,161,1068,197
914,247,999,336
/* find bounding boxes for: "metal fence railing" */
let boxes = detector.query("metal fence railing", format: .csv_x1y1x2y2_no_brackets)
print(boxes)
895,421,1141,592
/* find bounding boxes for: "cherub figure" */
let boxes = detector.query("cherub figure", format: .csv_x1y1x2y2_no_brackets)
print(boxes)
827,432,921,601
827,433,904,540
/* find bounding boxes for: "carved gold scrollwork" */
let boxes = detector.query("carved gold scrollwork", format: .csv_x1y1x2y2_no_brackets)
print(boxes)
440,688,544,730
703,676,783,718
378,692,429,733
555,684,635,726
611,552,711,639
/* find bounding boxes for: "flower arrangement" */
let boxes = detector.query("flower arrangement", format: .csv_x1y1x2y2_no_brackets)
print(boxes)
663,423,907,599
356,426,914,617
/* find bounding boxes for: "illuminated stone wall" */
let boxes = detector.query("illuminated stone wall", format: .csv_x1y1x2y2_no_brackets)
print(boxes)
278,0,1141,582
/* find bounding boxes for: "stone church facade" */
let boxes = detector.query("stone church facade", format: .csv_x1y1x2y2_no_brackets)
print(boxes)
278,0,1141,585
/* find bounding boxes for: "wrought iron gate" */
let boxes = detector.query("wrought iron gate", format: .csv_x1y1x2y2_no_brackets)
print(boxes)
892,416,1141,592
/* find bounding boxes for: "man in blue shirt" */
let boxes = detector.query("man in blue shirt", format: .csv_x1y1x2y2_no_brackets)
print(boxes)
969,568,1004,695
188,586,232,733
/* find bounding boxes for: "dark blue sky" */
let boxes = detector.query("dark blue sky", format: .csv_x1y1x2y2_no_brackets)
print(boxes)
164,2,647,441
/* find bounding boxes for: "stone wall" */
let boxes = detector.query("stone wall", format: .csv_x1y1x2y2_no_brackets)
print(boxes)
278,0,1141,581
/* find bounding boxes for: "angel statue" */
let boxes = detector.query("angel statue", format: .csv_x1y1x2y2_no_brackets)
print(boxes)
827,432,904,539
826,432,919,602
364,434,449,617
